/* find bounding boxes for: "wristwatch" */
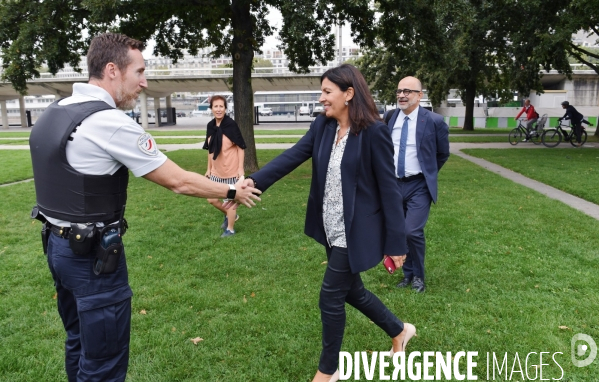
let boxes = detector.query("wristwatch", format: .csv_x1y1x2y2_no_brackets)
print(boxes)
227,184,236,200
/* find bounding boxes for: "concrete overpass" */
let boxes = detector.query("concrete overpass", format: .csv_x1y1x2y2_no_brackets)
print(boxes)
1,65,598,128
0,67,325,128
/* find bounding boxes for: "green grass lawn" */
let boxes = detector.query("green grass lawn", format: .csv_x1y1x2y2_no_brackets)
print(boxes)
449,136,508,143
147,130,205,136
253,129,308,135
449,128,508,134
0,151,33,184
147,129,309,137
0,139,29,145
0,132,30,138
155,138,202,144
462,148,599,205
1,150,598,381
254,138,302,144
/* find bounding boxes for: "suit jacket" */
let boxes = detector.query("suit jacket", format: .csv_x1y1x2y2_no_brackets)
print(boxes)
251,115,408,274
387,107,450,203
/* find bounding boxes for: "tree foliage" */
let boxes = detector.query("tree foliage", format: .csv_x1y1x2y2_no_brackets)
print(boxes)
359,0,576,130
0,0,376,170
561,0,599,73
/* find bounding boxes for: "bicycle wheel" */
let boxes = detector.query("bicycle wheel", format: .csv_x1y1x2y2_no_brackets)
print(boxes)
530,131,541,145
541,129,561,147
569,129,588,147
508,128,521,145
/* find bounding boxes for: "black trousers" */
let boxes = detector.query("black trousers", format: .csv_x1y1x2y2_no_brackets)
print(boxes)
572,122,583,143
318,246,404,374
47,233,131,382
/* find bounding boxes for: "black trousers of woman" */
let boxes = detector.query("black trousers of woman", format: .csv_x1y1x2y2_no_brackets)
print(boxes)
318,246,404,374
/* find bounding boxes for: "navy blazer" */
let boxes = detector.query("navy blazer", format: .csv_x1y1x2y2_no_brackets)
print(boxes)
251,115,408,274
387,107,450,203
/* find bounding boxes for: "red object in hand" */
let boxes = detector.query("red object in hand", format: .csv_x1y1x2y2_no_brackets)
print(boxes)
383,256,396,274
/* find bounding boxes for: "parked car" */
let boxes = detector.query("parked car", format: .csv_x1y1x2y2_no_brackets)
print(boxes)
312,105,324,117
298,106,310,116
176,112,186,117
259,107,273,116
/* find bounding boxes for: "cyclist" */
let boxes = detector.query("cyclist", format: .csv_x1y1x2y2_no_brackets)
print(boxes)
559,101,593,147
514,99,539,137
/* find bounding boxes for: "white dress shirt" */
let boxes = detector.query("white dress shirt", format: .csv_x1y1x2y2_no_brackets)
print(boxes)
391,106,422,177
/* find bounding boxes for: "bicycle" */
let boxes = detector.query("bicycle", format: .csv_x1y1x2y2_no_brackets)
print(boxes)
508,118,541,145
541,118,588,148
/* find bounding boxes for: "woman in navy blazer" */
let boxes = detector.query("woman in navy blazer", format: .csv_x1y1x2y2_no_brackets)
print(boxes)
246,65,416,382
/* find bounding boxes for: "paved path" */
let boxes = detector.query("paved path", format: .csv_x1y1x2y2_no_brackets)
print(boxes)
3,137,599,221
449,144,599,221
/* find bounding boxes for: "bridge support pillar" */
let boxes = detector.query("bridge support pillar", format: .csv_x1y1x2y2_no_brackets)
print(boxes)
19,95,28,128
140,91,148,129
154,97,161,127
1,101,8,129
166,94,172,109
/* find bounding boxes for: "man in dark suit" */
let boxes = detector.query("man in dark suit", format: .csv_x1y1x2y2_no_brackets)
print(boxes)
387,76,450,292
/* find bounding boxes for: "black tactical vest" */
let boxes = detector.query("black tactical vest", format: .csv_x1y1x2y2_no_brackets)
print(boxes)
30,100,129,223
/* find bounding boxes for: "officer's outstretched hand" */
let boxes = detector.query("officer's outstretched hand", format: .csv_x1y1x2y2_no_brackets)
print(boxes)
226,176,261,209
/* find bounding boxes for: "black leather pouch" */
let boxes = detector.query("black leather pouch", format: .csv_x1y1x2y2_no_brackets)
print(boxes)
69,223,97,255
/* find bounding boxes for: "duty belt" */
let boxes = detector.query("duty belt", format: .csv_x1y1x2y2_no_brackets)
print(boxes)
48,224,72,239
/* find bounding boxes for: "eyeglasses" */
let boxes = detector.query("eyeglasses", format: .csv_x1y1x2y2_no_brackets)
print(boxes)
396,89,421,96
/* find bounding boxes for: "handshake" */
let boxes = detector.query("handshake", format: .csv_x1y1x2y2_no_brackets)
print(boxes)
223,176,262,209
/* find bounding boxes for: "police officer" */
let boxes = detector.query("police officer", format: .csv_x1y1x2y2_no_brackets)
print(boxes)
29,33,261,382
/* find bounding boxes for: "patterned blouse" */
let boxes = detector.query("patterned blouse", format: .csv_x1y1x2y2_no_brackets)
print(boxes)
323,125,349,248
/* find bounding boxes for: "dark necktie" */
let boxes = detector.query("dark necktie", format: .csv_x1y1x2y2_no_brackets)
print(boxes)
397,116,409,178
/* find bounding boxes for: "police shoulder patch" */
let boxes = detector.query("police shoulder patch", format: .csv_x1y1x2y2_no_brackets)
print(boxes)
137,133,158,156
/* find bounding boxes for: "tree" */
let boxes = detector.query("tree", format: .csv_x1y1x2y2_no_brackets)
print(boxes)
0,0,377,171
359,0,573,130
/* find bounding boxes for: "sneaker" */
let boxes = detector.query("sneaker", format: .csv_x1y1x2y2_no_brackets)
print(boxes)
221,229,235,238
411,277,426,293
220,214,239,230
396,276,413,288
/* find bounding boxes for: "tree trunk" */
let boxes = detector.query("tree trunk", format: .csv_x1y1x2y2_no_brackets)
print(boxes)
231,0,259,172
463,80,476,131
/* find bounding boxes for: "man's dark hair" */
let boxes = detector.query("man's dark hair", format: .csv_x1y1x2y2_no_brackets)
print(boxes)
87,33,145,80
320,64,380,134
561,101,570,107
210,95,228,110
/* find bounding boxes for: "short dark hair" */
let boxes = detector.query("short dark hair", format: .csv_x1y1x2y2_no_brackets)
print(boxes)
320,64,380,133
87,33,145,80
561,101,569,106
210,95,228,109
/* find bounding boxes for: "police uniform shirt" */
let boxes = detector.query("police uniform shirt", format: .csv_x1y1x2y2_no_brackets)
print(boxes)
391,106,423,177
43,83,167,226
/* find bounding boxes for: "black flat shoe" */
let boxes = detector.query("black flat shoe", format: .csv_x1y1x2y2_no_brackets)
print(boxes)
412,277,426,293
396,277,413,288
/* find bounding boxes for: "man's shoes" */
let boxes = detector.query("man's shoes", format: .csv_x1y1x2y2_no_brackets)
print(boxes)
396,277,413,288
412,277,426,293
221,229,235,238
220,214,239,230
